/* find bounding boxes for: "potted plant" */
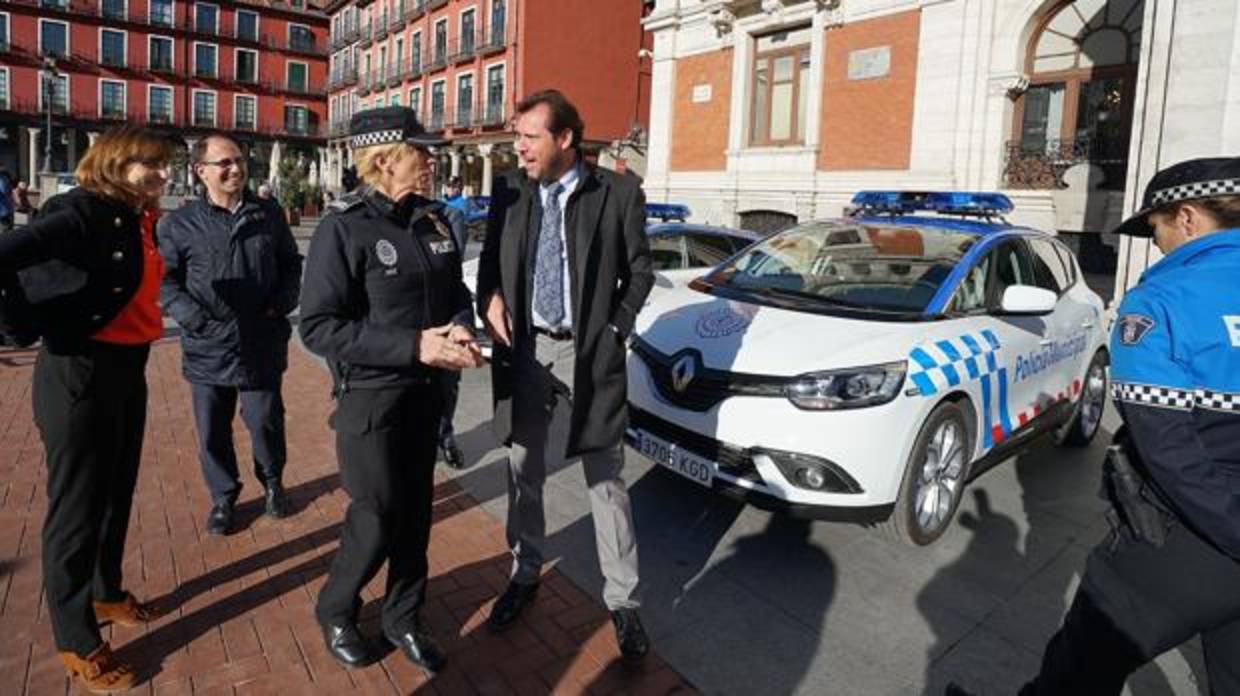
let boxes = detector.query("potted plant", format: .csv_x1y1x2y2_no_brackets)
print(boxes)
275,154,307,226
302,183,322,217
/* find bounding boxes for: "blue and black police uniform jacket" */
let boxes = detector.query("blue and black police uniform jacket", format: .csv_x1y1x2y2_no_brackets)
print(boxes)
298,187,473,392
1110,228,1240,561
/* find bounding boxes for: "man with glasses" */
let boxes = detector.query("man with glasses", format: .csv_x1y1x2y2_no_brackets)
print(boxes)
158,133,304,535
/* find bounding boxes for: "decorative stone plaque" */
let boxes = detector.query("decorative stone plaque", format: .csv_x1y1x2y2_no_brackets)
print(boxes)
848,46,891,80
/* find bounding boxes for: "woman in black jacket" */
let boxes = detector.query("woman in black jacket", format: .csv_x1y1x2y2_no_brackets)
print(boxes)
0,126,172,693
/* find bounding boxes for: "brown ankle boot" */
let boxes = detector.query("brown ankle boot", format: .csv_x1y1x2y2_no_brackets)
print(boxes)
59,643,136,693
93,592,159,627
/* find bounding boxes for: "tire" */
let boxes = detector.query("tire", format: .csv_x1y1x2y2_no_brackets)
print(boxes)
1057,349,1109,447
881,401,973,546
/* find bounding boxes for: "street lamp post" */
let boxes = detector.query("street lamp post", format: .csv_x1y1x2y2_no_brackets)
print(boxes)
41,57,60,174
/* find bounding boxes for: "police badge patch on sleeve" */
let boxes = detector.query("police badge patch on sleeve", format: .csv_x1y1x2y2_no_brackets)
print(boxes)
1118,314,1156,345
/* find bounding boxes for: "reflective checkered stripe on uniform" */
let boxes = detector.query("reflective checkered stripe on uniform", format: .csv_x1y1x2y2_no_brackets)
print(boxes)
1113,382,1240,412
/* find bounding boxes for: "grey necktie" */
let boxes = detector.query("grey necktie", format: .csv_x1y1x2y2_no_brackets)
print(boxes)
533,183,566,326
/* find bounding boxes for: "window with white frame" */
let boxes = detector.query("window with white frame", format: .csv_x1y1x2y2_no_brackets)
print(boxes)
284,104,310,135
192,90,216,126
410,32,422,72
456,72,473,125
100,29,126,67
749,26,812,147
39,19,69,58
289,23,314,52
485,62,503,123
433,19,446,64
410,86,421,119
0,68,9,111
195,3,218,34
234,94,256,130
149,0,173,27
236,48,258,82
236,10,258,42
489,0,505,45
149,85,173,122
389,93,400,107
194,43,218,78
460,8,475,55
39,71,69,113
149,35,173,71
101,0,125,21
0,14,9,53
287,61,308,92
395,38,404,74
430,80,444,128
100,79,126,118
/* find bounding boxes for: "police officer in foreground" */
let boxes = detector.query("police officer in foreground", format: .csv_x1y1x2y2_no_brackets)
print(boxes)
299,107,484,674
1019,158,1240,694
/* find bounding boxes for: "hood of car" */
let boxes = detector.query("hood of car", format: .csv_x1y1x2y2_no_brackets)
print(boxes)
636,284,930,376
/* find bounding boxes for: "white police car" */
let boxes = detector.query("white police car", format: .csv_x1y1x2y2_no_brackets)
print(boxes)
626,191,1110,545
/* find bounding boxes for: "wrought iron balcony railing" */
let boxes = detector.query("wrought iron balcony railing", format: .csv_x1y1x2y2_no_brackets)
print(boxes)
1002,135,1130,191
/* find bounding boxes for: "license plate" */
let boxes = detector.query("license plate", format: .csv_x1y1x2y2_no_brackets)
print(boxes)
633,429,714,487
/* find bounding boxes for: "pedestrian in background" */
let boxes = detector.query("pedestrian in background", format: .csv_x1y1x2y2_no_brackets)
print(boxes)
14,181,35,220
1020,157,1240,695
437,174,470,469
0,126,172,692
158,133,303,536
300,107,483,674
476,90,655,660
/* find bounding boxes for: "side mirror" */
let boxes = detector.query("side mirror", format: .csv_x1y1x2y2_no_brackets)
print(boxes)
999,285,1056,315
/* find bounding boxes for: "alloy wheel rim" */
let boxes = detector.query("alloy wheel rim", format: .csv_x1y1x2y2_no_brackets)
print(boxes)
1079,363,1107,437
914,418,966,534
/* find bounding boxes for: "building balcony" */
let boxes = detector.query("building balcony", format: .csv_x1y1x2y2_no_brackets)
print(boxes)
148,61,177,75
283,81,326,97
454,107,472,129
428,112,445,131
428,50,447,71
331,26,360,50
408,62,423,80
1002,135,1129,191
405,0,426,21
329,120,350,137
285,37,323,56
450,37,476,64
148,111,177,126
358,25,374,48
358,73,374,95
375,15,389,40
427,0,447,10
477,26,508,54
477,102,506,127
390,12,406,32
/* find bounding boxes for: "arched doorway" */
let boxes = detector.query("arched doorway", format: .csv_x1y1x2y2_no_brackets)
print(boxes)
1004,0,1143,190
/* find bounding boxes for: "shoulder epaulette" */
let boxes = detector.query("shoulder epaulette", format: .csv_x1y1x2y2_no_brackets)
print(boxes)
327,191,366,214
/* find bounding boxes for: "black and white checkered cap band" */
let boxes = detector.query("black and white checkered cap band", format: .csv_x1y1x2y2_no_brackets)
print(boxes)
350,128,405,149
1149,178,1240,207
1113,382,1240,412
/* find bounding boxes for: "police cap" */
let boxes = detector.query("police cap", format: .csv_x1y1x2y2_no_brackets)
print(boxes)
1115,157,1240,237
349,106,449,151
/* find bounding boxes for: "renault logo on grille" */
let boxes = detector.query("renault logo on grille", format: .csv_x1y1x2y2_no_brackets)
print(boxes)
670,352,698,393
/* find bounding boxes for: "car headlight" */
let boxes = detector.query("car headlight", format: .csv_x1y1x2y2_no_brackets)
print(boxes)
784,362,906,410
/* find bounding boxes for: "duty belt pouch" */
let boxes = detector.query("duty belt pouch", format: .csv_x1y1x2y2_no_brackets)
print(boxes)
1101,444,1169,548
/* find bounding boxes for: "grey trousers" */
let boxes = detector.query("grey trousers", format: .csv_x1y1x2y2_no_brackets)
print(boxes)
506,332,640,609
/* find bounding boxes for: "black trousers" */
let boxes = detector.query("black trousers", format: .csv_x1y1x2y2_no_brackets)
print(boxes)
190,382,286,505
316,385,441,635
438,371,459,444
33,341,150,657
1022,519,1240,695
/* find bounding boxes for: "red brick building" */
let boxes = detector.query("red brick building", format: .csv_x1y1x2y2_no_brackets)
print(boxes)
322,0,653,195
0,0,329,190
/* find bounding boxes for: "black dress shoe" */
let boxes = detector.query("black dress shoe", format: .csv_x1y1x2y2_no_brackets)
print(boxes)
611,608,649,662
441,437,466,470
205,502,233,536
487,581,538,631
322,622,373,668
264,481,292,519
385,619,446,674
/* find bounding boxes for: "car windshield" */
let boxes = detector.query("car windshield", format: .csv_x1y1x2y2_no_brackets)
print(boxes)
704,222,977,314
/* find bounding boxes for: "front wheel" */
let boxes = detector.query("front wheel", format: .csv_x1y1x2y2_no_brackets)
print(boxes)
1057,350,1109,447
882,401,973,546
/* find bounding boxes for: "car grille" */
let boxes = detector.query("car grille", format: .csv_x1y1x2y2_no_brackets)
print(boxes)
628,406,760,482
631,338,786,412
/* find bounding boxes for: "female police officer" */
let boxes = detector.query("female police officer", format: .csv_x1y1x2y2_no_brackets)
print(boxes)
1021,157,1240,694
299,107,483,674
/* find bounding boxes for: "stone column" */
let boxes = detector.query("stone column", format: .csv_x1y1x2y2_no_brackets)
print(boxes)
478,143,494,196
66,131,78,167
449,148,461,178
26,128,41,186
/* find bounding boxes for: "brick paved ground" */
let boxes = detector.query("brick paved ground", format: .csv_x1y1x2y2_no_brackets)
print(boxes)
0,342,694,695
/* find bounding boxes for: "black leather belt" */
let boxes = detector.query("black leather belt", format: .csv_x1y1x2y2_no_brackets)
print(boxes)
533,327,573,341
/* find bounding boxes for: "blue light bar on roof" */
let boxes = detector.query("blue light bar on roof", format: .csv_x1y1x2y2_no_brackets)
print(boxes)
850,191,1015,216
